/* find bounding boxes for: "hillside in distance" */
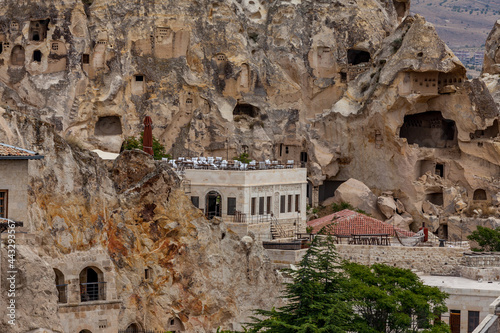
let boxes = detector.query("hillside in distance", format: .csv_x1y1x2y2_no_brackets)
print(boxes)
411,0,500,48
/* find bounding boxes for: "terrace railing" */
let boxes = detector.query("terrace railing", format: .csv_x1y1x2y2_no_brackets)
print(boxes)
80,282,106,302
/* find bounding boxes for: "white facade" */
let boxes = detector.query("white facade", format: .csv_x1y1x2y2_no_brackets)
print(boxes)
184,168,308,238
420,275,500,333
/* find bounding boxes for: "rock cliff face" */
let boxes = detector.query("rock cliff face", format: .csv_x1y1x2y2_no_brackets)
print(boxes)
0,109,282,332
2,0,500,329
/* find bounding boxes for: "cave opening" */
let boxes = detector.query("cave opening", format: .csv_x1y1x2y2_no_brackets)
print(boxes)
347,49,371,65
94,116,123,136
233,103,259,118
33,50,42,62
399,111,457,148
426,192,443,206
473,189,487,201
393,0,407,20
472,119,499,139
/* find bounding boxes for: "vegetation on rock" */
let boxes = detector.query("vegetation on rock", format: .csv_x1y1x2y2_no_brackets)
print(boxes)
467,226,500,252
122,132,171,160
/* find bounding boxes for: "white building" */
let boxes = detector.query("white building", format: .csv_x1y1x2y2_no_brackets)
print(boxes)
183,167,308,241
420,275,500,333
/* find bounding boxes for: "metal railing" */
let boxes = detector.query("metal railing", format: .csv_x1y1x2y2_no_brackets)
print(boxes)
232,211,274,224
80,282,106,302
56,284,68,303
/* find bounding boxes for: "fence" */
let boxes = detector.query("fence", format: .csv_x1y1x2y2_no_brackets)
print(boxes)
80,282,106,302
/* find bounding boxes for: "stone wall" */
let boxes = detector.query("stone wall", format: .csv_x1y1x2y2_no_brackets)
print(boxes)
0,160,28,226
336,244,466,275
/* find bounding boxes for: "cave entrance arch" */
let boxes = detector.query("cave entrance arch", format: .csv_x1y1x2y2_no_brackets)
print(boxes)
125,323,140,333
473,189,487,201
205,191,222,220
347,49,371,65
399,111,457,148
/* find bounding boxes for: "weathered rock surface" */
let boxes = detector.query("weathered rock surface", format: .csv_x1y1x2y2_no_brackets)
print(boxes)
333,178,382,219
0,109,282,332
377,195,397,219
1,0,500,242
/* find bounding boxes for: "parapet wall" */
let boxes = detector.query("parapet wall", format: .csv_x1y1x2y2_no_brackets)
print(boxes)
335,245,466,275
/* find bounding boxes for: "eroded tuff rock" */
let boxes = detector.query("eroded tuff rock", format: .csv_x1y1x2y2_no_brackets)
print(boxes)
1,0,500,254
0,109,282,332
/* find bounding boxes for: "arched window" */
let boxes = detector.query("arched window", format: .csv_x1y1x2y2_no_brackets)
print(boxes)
79,266,106,302
166,317,185,332
473,189,487,201
10,45,25,66
54,268,67,303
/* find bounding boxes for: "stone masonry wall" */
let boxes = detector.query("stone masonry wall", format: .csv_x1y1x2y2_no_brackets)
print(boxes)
335,244,466,275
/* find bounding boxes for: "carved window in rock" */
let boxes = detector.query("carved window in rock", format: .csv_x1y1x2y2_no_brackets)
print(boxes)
10,45,25,66
52,43,59,51
156,27,171,42
217,54,227,61
166,317,185,332
426,192,443,206
32,50,42,63
10,22,19,31
473,189,487,201
82,54,90,64
300,152,308,163
29,19,50,42
347,49,371,65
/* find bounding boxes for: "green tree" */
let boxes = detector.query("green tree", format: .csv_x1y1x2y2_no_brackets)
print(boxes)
467,226,500,252
245,229,356,332
233,152,251,164
343,262,450,333
122,132,171,160
242,227,450,333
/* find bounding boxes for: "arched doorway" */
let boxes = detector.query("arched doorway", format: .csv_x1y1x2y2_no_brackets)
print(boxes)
125,323,140,333
79,330,92,333
79,266,105,302
205,191,222,219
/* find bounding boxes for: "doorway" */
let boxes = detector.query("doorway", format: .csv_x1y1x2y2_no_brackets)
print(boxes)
206,191,222,219
450,310,460,333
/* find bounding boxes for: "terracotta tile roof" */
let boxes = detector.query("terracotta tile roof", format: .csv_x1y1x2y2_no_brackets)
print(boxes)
0,143,43,159
307,209,414,237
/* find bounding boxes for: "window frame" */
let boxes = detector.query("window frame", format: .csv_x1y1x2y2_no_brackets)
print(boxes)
0,190,8,219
